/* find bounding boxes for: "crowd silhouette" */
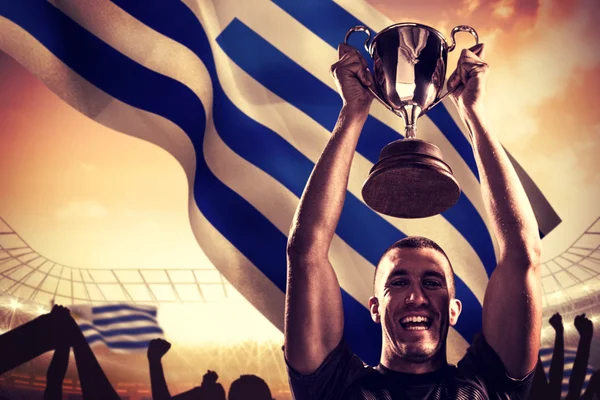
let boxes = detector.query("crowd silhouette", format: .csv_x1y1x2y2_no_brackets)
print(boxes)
529,313,600,400
2,305,600,399
0,305,274,400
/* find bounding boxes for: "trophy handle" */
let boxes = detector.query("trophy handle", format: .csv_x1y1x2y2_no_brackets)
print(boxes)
343,26,395,113
447,25,479,52
344,25,373,54
428,25,479,110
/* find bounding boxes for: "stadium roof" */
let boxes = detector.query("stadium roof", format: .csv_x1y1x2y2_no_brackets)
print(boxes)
2,216,600,308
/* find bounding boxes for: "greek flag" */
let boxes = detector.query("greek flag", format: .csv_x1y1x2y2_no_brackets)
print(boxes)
69,304,164,352
0,1,559,364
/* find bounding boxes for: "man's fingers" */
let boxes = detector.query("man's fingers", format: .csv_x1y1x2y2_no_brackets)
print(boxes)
357,67,373,87
469,43,485,59
447,70,460,92
458,48,488,67
338,42,355,58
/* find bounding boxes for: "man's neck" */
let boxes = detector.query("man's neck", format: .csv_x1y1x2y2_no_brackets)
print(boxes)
380,346,447,374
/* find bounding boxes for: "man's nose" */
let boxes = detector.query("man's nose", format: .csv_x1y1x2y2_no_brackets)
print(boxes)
405,285,429,306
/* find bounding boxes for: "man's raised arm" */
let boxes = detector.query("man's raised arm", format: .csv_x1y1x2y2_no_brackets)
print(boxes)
449,44,542,378
284,43,374,374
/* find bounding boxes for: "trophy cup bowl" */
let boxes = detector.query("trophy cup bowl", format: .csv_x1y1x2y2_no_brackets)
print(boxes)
345,23,478,218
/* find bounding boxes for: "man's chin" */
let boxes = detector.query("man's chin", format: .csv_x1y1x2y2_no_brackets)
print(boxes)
396,336,440,360
399,343,439,361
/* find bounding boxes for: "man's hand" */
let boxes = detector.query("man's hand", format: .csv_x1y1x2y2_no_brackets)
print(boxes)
549,312,563,332
147,338,171,361
447,43,488,114
574,314,593,339
330,43,374,114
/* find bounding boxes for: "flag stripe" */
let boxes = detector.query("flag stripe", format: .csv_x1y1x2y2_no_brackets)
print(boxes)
92,304,157,317
79,324,163,337
86,335,151,349
272,0,372,61
93,314,159,326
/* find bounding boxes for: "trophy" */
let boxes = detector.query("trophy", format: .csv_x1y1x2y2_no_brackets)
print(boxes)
345,23,478,218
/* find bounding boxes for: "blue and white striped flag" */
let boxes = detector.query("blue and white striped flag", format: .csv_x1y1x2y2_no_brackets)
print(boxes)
0,1,559,365
69,304,164,352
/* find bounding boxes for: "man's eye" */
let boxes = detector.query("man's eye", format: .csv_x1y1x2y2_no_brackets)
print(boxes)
390,280,408,286
424,280,442,288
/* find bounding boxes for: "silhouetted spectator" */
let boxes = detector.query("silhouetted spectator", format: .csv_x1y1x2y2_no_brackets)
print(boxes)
44,346,70,400
565,314,594,400
147,338,225,400
0,305,68,375
529,313,596,400
228,375,273,400
548,312,565,400
0,305,120,400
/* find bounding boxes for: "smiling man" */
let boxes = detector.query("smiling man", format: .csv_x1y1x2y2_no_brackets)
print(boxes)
284,42,542,399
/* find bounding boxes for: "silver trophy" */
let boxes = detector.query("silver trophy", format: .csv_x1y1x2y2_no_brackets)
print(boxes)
345,23,478,218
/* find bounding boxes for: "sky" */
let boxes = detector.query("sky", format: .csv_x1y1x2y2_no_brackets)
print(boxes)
0,0,599,323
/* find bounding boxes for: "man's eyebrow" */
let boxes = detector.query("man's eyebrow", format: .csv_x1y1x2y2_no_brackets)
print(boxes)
423,271,446,281
386,269,409,280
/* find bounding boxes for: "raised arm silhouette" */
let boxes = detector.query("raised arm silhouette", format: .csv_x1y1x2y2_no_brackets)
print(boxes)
565,314,594,400
147,338,226,400
43,345,70,400
0,305,120,400
549,312,565,400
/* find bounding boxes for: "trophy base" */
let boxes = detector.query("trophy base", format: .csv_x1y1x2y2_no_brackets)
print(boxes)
362,139,460,218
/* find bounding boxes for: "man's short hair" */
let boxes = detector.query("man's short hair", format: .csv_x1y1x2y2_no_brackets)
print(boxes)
374,236,456,298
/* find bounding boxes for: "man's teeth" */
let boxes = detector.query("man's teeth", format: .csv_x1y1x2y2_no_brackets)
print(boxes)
400,316,431,330
405,325,428,331
401,316,429,323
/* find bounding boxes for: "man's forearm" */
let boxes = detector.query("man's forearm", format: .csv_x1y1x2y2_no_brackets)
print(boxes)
287,105,368,255
464,107,541,262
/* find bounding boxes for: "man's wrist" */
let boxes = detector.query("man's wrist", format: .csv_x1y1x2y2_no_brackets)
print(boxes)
460,104,486,125
341,103,370,123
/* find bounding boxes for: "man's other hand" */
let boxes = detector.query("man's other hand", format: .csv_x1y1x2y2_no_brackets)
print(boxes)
447,43,488,113
330,43,374,113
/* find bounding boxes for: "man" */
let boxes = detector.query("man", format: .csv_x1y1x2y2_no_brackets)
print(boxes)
147,338,226,400
284,41,542,399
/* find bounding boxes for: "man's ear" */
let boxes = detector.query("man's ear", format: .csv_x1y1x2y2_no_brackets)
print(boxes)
449,298,462,326
369,296,380,324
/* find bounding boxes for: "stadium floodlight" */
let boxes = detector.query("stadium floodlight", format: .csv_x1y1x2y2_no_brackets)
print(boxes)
9,298,21,311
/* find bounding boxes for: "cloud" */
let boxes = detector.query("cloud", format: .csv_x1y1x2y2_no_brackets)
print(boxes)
492,0,515,19
484,0,600,142
54,200,109,220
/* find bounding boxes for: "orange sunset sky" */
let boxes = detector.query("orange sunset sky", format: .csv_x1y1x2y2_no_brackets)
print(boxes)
0,0,599,293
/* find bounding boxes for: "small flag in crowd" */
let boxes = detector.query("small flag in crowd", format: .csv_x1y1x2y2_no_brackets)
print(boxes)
68,304,164,352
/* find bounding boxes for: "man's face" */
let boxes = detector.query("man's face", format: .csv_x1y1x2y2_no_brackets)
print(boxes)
370,248,461,362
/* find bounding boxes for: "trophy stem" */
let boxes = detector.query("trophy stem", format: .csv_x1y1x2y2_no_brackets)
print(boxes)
398,105,422,140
